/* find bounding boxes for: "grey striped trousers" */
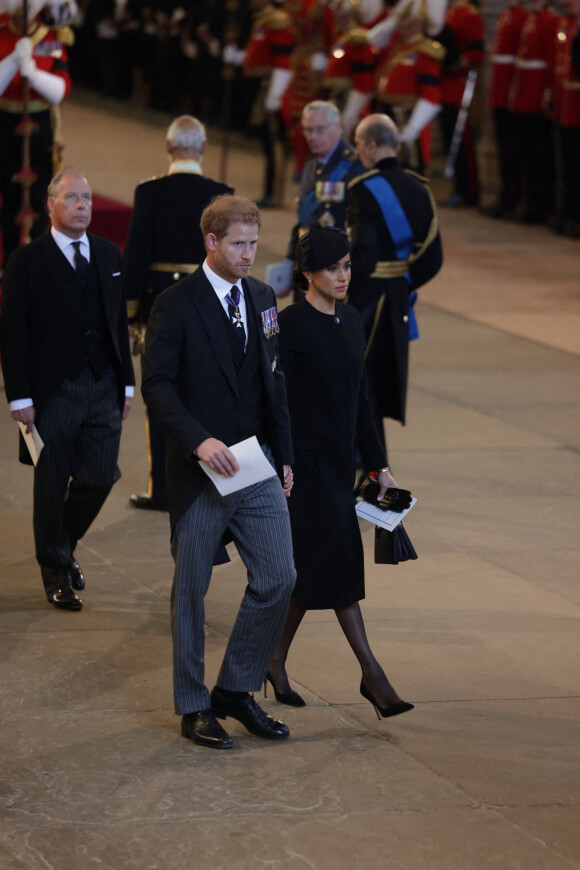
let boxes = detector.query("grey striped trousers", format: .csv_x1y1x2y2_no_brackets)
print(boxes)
170,458,296,715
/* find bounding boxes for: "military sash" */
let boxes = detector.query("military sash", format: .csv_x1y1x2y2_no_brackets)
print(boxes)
361,174,419,340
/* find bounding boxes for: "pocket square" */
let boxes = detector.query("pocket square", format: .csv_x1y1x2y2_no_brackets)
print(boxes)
112,271,121,277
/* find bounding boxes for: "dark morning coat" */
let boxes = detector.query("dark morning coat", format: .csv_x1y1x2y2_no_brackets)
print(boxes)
0,231,135,420
279,300,386,610
123,172,233,322
141,267,293,532
346,157,443,424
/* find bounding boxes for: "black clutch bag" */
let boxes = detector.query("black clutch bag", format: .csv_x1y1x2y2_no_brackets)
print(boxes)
374,523,418,565
358,478,412,512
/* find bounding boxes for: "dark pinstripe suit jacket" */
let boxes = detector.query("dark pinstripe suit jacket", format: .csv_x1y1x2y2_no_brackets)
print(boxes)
141,267,293,532
0,231,135,415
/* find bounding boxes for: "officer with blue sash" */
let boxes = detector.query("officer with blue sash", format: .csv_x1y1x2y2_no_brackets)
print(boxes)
347,113,443,453
286,101,363,279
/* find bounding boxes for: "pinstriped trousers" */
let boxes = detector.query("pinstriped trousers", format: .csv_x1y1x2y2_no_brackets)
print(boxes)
33,366,122,593
170,452,296,715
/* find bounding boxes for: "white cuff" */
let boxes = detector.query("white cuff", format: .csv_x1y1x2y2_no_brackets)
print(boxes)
125,386,135,397
10,399,34,411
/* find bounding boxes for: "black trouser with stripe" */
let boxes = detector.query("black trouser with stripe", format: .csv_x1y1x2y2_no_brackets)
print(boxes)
33,366,122,595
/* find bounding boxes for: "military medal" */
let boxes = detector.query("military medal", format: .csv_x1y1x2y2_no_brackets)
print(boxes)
261,307,279,338
225,287,244,328
318,210,335,227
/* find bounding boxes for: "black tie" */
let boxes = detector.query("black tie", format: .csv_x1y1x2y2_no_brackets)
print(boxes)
225,285,246,352
72,241,90,277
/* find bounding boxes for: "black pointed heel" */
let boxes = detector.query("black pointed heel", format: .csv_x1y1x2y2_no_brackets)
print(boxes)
264,671,306,707
360,680,414,720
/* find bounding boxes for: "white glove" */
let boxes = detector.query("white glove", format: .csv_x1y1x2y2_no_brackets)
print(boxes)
25,67,66,104
400,98,440,143
0,50,19,96
342,88,371,140
263,67,293,112
223,43,245,66
14,37,33,63
310,51,328,73
366,16,397,49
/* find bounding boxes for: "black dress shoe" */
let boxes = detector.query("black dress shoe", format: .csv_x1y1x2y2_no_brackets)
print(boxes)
181,710,233,749
129,493,168,511
48,586,83,611
70,561,85,591
210,686,290,739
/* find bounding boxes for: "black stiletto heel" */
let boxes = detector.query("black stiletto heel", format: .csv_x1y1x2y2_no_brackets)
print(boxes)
360,680,414,719
265,671,306,707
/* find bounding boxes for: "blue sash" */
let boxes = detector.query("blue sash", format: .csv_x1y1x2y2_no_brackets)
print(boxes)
297,157,352,226
362,174,419,340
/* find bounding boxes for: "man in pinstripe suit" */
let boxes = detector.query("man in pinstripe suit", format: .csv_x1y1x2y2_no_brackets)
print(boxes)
0,169,135,612
142,195,296,749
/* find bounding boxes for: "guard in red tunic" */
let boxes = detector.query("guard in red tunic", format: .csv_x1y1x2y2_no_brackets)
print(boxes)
326,0,448,171
323,0,386,140
486,0,529,218
0,0,73,267
507,0,558,223
281,0,336,176
439,0,485,206
242,0,295,207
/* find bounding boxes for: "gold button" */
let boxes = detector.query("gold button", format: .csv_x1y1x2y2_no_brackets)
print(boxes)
403,315,409,323
173,272,180,281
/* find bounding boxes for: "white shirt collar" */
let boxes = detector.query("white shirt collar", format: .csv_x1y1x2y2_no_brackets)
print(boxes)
51,227,90,257
168,159,203,176
202,260,243,301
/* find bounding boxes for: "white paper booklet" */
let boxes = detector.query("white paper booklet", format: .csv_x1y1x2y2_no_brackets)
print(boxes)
18,422,44,466
355,497,417,532
199,436,277,496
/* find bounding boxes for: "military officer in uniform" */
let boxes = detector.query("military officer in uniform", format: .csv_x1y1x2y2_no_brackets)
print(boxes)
347,113,442,452
123,115,233,510
284,100,362,295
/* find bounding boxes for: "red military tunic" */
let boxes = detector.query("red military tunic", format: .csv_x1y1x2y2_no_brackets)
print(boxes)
441,0,485,106
508,8,558,114
0,16,72,106
487,3,529,110
242,4,295,77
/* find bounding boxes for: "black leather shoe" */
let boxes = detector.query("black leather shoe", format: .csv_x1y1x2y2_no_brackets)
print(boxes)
129,493,168,511
210,686,290,740
48,586,83,611
70,561,85,591
181,710,233,749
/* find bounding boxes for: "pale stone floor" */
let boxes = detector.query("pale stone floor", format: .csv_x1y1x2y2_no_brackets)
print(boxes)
0,93,579,869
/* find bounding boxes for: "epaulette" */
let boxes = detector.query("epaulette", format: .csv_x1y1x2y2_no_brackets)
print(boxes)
404,168,429,185
347,168,379,189
418,37,446,62
259,7,292,30
345,26,370,47
54,26,75,47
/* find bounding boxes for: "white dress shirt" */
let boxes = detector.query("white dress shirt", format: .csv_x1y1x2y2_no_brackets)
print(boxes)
202,260,248,350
